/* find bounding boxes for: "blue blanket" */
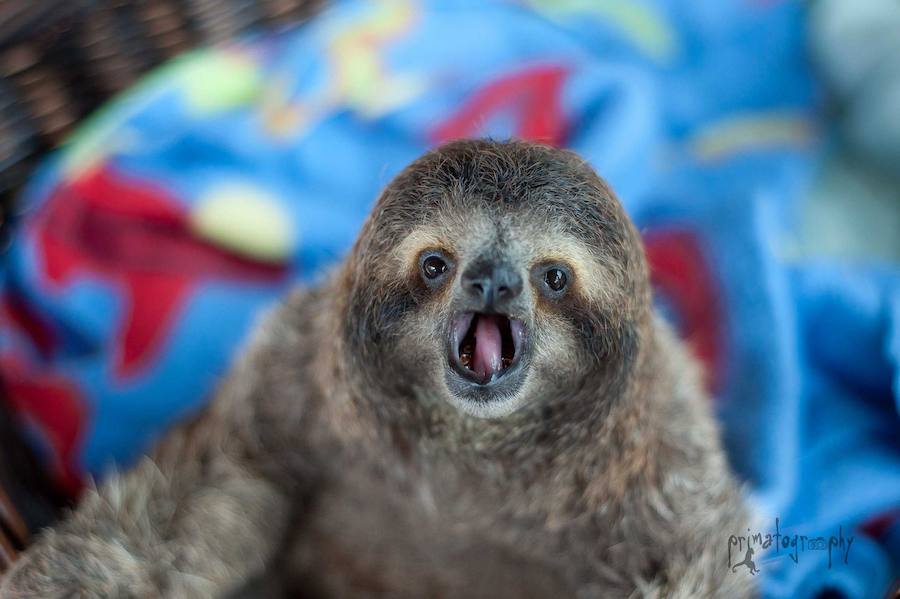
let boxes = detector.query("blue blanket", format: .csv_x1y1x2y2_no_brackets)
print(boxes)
1,1,897,596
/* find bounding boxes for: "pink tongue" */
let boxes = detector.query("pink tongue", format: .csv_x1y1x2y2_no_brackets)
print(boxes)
472,315,503,381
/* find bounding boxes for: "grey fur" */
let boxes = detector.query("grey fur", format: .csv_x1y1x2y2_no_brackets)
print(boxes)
1,140,756,598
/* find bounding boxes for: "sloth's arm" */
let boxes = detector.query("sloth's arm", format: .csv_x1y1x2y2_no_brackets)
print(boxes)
0,300,316,599
610,320,757,598
0,401,290,599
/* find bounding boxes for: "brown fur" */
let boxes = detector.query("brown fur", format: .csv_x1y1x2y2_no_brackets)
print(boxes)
1,140,756,598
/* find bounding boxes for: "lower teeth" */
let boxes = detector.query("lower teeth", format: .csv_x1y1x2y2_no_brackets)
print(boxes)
460,343,473,368
458,348,513,371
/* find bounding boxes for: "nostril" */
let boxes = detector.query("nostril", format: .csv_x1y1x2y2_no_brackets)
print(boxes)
494,269,523,300
464,278,488,300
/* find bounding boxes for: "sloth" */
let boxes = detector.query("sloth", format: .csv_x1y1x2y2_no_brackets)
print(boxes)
1,140,755,598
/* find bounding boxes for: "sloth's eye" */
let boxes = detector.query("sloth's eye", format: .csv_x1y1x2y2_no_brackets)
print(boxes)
422,255,448,279
545,268,567,292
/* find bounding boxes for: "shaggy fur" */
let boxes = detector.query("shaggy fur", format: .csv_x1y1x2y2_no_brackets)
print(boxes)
1,140,756,598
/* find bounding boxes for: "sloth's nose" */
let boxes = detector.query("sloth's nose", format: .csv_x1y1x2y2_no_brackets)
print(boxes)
461,262,523,310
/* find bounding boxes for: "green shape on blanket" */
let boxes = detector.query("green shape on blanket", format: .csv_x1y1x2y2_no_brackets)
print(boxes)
58,48,263,178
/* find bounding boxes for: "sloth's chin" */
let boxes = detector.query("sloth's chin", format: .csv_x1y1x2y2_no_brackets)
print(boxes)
445,311,529,415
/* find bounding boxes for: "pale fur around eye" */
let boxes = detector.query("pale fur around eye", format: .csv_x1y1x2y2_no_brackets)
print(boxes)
395,229,444,267
531,238,621,308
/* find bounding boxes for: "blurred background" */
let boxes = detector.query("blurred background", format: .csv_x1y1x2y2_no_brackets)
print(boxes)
0,0,898,597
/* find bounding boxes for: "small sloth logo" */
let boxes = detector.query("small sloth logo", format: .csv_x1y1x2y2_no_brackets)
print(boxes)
808,537,827,550
731,546,760,576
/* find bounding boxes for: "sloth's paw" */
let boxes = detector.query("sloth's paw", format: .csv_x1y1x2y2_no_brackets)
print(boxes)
0,532,156,599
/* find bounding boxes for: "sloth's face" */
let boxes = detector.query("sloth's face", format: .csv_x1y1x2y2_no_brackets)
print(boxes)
415,240,578,418
345,141,648,420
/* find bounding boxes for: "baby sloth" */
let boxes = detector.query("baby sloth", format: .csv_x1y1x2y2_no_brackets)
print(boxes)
1,140,755,598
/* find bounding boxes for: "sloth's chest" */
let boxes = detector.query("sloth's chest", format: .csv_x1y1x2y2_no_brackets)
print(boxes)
281,450,625,597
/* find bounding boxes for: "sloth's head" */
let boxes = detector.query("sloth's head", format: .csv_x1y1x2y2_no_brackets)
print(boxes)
342,140,650,420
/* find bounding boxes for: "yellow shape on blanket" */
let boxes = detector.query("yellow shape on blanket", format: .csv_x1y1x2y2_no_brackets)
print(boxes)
262,0,424,138
190,185,296,263
689,112,814,163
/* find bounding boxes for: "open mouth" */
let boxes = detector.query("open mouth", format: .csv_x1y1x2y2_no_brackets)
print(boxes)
449,312,525,385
